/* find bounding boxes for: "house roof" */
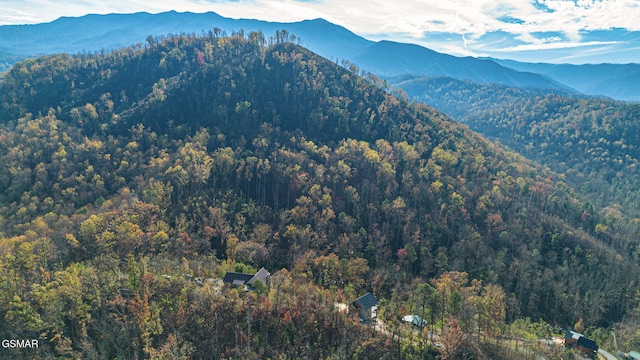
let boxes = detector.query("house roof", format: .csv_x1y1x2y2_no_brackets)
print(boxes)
402,315,427,327
564,330,598,352
351,293,378,310
223,267,271,286
577,336,598,351
247,267,270,285
628,351,640,360
565,330,583,340
223,272,254,285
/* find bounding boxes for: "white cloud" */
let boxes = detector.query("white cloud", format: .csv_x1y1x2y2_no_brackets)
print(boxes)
201,0,640,55
3,0,638,35
493,40,621,52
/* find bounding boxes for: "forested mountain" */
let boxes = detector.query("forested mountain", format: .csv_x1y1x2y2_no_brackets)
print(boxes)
5,12,640,100
0,11,566,91
392,75,640,221
0,32,638,358
350,40,570,91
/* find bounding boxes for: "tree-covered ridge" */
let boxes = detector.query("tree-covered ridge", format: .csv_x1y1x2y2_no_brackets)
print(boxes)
0,32,638,358
393,75,640,242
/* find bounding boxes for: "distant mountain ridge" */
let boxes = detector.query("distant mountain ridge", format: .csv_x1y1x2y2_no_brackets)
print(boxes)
2,11,639,100
354,41,572,90
0,11,568,92
493,59,640,102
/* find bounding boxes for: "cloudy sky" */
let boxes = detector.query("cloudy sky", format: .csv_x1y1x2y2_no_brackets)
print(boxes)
2,0,639,63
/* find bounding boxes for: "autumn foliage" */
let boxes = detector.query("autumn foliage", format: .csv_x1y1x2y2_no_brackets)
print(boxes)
0,30,637,358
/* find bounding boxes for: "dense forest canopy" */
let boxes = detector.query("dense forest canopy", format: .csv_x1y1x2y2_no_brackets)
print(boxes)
392,75,640,233
0,31,639,359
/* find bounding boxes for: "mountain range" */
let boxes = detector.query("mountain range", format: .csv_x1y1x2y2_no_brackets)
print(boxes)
1,10,639,101
1,28,636,347
3,11,640,357
493,59,640,102
390,74,640,217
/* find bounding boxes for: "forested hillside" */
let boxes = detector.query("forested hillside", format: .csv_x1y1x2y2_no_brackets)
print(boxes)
393,75,640,224
0,32,638,358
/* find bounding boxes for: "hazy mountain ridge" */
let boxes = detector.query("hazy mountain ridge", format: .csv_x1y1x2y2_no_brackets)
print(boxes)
0,11,578,92
0,11,372,68
494,59,640,102
4,11,640,100
352,40,573,91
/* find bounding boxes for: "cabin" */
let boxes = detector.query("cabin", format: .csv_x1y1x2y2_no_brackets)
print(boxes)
564,330,598,357
402,314,427,328
223,267,271,290
350,293,378,323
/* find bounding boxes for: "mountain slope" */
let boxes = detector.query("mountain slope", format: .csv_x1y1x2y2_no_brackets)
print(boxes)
0,32,638,357
354,40,572,90
392,75,640,220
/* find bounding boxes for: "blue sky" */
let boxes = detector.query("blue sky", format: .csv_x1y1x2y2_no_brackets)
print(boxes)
2,0,639,63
